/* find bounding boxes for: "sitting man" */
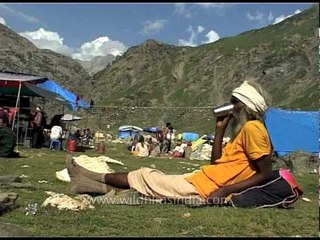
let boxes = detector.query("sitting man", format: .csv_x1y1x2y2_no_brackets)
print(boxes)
0,112,20,158
66,80,302,208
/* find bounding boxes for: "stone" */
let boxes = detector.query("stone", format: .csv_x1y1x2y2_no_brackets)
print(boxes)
0,222,32,236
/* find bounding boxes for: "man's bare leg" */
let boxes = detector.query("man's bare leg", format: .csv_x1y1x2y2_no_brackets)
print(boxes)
104,172,130,189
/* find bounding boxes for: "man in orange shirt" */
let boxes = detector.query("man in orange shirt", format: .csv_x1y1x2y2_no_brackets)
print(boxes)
66,80,299,206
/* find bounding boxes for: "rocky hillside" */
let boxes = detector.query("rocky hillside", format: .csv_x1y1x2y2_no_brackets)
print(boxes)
93,5,319,111
0,5,318,133
0,23,93,104
77,55,116,76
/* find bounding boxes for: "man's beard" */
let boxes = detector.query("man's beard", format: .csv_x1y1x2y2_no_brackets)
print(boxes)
229,109,248,139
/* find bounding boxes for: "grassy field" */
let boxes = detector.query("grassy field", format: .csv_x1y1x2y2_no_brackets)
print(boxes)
0,143,318,237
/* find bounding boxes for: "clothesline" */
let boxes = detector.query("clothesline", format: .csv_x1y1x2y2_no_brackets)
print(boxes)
88,106,213,110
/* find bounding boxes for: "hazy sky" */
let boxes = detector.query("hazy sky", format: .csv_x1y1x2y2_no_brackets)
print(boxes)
0,3,313,61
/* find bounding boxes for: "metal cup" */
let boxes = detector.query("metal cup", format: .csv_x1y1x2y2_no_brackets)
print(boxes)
213,104,234,117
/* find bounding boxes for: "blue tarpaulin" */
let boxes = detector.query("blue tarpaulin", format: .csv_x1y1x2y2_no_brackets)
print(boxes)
265,108,319,157
34,80,90,111
143,127,160,133
182,132,200,141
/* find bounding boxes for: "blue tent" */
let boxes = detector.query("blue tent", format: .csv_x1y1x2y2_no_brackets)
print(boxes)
265,108,319,157
182,132,200,141
143,127,160,133
26,80,90,111
118,125,143,139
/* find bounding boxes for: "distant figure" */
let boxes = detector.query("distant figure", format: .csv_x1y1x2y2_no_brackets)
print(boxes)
7,107,17,128
30,106,44,148
134,135,149,157
172,139,186,158
81,128,93,145
0,107,10,127
146,137,159,156
74,129,81,142
50,125,63,141
162,122,175,154
155,129,165,153
50,125,63,150
184,141,193,159
0,111,19,158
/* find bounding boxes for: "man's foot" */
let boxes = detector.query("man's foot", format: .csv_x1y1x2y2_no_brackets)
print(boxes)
70,174,113,195
65,156,113,195
65,156,80,178
65,156,105,183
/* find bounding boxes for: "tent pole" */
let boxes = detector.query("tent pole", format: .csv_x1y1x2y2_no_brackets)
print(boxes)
12,81,22,148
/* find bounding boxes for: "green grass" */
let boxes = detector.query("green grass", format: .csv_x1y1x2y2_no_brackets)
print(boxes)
0,143,318,237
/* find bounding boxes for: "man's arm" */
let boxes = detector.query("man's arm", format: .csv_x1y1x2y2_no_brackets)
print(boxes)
207,154,273,204
211,114,232,164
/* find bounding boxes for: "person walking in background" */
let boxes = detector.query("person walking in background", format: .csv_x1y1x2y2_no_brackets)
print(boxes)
161,122,174,154
30,106,44,148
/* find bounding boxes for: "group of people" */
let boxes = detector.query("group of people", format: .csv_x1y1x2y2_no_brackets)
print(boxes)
0,104,81,154
69,128,93,145
156,122,175,154
128,122,178,158
67,80,303,208
0,105,52,156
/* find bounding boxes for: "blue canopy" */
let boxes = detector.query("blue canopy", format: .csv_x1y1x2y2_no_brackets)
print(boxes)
265,108,319,157
25,80,90,111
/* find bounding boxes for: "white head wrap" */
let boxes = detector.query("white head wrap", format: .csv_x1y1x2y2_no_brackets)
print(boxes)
36,106,42,112
232,81,268,114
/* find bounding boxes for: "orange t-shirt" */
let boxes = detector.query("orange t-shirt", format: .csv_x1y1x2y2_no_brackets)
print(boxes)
185,120,271,199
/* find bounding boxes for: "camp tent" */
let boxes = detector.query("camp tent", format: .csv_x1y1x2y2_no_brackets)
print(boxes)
265,108,319,157
0,70,90,144
0,71,90,111
118,125,143,139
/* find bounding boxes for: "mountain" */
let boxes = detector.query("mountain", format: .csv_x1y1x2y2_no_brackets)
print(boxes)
0,23,93,105
0,5,318,133
93,5,318,112
77,55,116,76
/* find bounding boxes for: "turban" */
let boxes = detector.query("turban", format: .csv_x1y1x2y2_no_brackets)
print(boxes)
232,81,268,114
